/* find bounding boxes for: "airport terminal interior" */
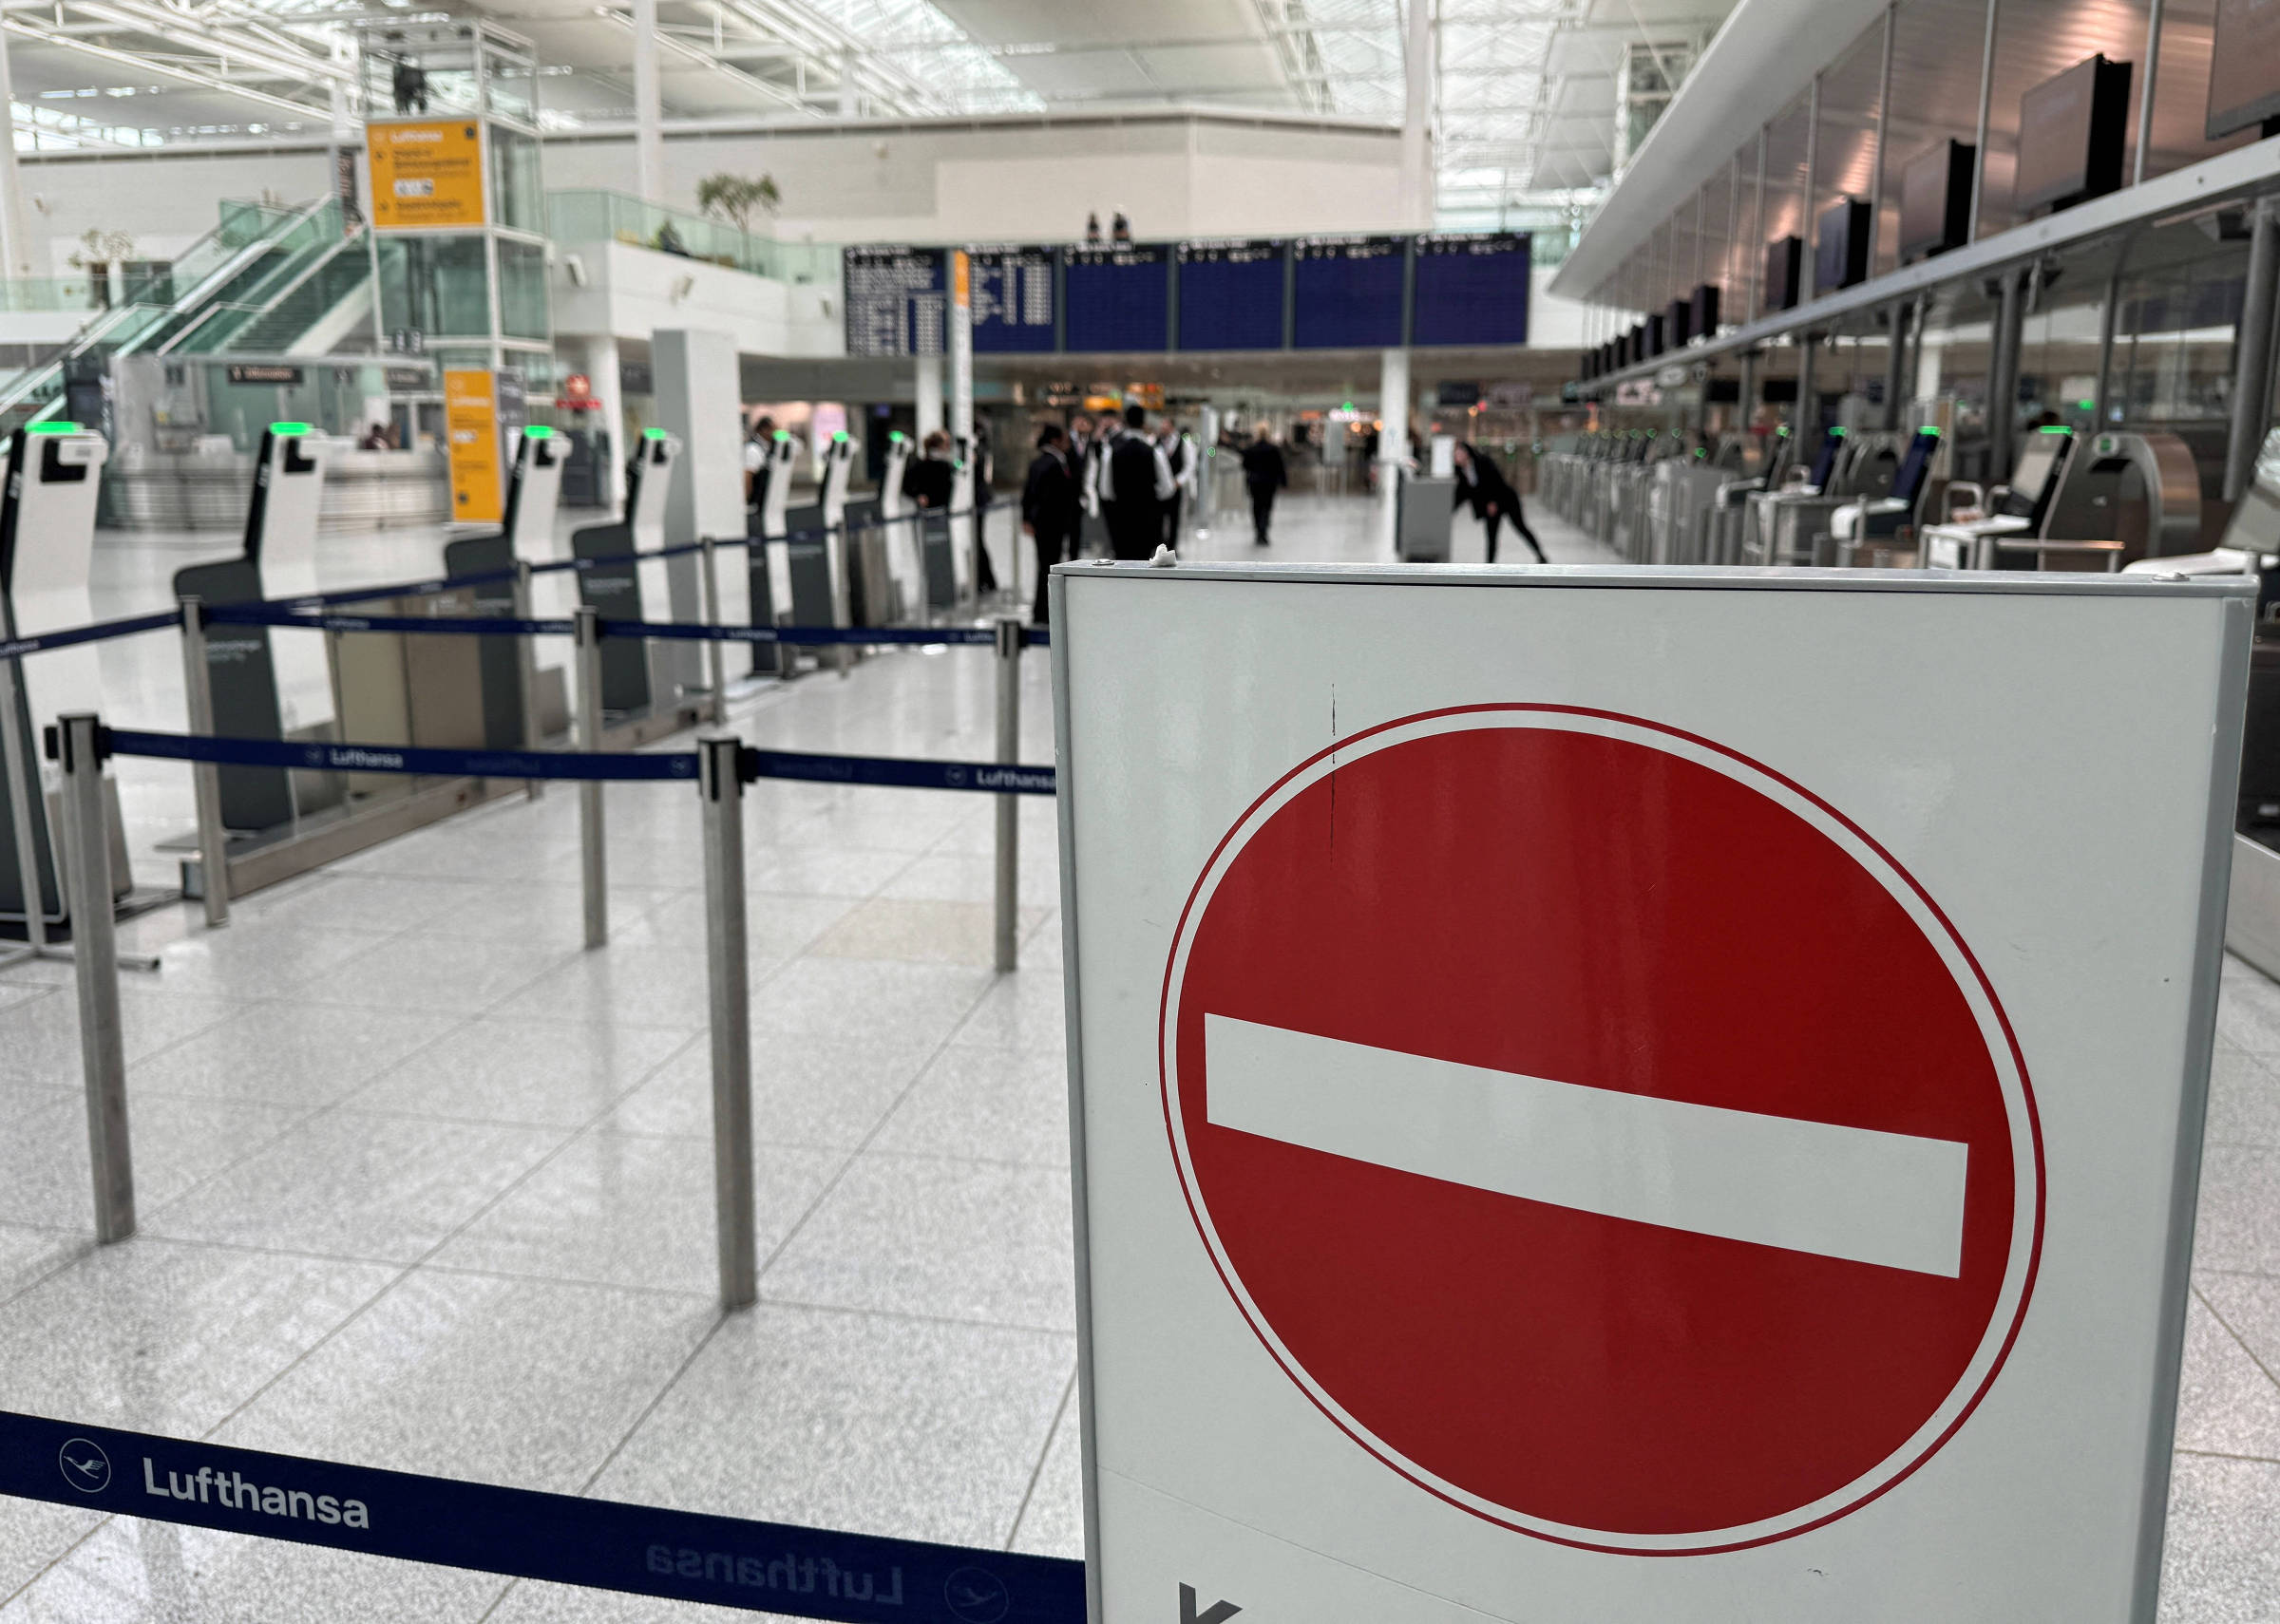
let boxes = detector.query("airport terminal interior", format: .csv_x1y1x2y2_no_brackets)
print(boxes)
3,0,2280,1615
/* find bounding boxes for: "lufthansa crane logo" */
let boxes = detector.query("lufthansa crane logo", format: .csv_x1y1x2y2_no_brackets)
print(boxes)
58,1439,110,1494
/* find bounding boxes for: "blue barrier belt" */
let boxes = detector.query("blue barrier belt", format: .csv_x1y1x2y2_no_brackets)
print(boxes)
104,728,697,783
283,565,523,610
529,538,709,575
0,1411,1083,1623
0,610,181,659
743,748,1054,796
203,604,577,638
618,619,1001,648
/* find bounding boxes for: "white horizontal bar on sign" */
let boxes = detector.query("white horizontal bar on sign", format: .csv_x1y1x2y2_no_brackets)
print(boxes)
1203,1015,1969,1277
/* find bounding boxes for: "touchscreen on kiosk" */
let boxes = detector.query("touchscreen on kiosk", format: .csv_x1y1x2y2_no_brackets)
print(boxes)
2003,428,2070,517
1806,427,1845,488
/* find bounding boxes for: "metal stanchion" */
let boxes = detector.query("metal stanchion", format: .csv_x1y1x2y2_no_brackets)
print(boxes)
574,605,608,949
52,712,133,1243
0,649,58,970
993,614,1021,974
513,561,544,801
699,734,756,1311
699,537,730,725
177,597,229,929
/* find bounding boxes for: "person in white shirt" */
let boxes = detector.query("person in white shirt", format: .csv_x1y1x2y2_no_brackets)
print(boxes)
742,414,775,518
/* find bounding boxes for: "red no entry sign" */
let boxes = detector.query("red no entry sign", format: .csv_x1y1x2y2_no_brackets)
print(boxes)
1161,705,2043,1555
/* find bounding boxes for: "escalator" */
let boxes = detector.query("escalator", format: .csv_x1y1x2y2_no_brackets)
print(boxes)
0,197,370,431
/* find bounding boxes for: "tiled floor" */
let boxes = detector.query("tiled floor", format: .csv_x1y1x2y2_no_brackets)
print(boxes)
0,491,2275,1618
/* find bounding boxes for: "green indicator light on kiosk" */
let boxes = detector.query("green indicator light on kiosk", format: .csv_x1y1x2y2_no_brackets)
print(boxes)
888,430,906,444
2037,424,2072,434
2076,399,2095,411
269,422,312,436
522,425,556,439
27,422,79,435
642,427,669,440
832,430,849,443
1831,426,1847,436
773,429,791,441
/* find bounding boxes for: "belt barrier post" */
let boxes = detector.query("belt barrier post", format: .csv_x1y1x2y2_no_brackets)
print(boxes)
698,537,729,726
513,561,544,801
54,712,133,1243
177,597,229,929
574,605,608,949
699,735,756,1310
0,647,55,961
993,614,1021,973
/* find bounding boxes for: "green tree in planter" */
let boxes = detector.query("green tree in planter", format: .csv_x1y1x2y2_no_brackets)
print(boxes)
694,174,781,236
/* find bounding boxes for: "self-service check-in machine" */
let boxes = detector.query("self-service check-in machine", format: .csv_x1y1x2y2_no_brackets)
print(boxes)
2164,432,2280,837
1926,428,2203,572
1645,439,1753,566
0,421,129,927
746,429,801,676
172,422,336,835
868,429,923,624
1747,428,1909,568
446,424,566,746
941,434,978,605
572,426,678,715
1706,426,1793,564
1739,427,1850,565
1830,425,1946,564
769,430,859,677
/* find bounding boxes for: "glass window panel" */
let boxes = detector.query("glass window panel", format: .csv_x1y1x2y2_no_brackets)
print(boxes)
498,238,549,341
377,235,491,339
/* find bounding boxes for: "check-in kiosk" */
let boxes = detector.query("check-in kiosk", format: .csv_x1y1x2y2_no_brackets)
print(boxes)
867,430,923,624
172,422,337,834
571,426,678,715
1740,427,1860,565
1830,425,1947,564
1918,427,2077,569
941,433,978,605
0,422,125,926
1927,429,2203,572
747,429,800,676
445,424,566,746
1705,426,1793,564
770,431,858,676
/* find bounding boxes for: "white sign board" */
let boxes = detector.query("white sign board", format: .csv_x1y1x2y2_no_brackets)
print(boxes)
1052,564,2249,1624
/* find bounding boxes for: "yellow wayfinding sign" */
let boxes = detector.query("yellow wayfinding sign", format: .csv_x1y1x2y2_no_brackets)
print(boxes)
368,121,485,229
444,369,502,522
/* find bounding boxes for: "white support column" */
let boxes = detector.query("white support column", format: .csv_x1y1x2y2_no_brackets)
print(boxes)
950,252,974,452
633,0,664,204
915,352,944,444
1398,0,1435,231
591,335,628,511
0,24,32,279
1378,347,1411,551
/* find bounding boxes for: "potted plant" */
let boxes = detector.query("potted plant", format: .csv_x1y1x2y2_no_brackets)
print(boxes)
694,173,781,241
66,228,135,311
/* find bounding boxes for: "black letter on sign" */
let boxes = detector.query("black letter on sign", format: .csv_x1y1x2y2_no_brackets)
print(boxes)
1179,1583,1242,1624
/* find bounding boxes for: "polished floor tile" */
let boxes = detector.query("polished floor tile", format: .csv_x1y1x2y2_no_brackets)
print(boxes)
349,1020,694,1128
0,1091,306,1229
1007,1377,1083,1559
872,1045,1072,1169
762,1152,1076,1332
128,1003,465,1110
601,1030,936,1151
431,1129,845,1296
808,897,1048,969
589,1303,1072,1548
0,988,248,1086
488,948,722,1033
288,934,577,1017
142,1111,567,1263
2175,1292,2280,1459
746,957,993,1047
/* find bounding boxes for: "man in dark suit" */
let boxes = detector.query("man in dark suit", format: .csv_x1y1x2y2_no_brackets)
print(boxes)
1021,424,1080,624
1094,403,1175,561
1454,440,1545,562
1240,422,1287,545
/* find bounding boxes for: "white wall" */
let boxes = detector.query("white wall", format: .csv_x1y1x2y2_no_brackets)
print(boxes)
550,239,840,354
542,111,1406,243
21,147,334,275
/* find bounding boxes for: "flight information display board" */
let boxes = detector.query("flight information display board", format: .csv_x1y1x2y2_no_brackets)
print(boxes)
1410,232,1530,346
1177,240,1287,350
970,245,1057,353
843,246,946,356
1293,236,1406,349
1065,243,1171,352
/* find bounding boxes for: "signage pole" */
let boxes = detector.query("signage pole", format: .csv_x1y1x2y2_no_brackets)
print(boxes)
699,734,756,1311
512,560,544,799
178,598,230,928
993,614,1022,973
699,536,730,726
574,605,608,949
55,712,133,1244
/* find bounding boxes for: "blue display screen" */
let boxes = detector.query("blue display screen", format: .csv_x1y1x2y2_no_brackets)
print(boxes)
1293,237,1406,349
969,246,1057,354
1410,233,1530,346
1064,245,1170,352
842,246,945,357
1178,241,1286,350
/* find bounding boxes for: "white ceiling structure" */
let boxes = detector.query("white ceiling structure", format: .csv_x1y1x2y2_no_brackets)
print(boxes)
0,0,1736,229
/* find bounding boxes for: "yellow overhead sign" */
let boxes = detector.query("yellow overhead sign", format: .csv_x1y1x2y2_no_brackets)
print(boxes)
368,121,485,229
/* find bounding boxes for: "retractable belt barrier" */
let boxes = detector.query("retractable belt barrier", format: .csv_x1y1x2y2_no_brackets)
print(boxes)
0,1410,1085,1622
91,727,1055,795
199,602,1049,649
0,609,180,660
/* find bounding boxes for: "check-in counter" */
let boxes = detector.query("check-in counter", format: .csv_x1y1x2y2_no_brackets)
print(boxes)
107,448,449,531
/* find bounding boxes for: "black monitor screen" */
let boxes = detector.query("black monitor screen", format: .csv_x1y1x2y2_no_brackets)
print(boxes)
968,246,1056,354
1891,429,1941,502
1177,240,1286,349
1410,233,1530,346
1293,236,1406,349
1764,236,1803,311
1807,429,1844,487
1899,142,1975,262
2209,0,2280,138
1064,244,1170,351
2017,56,2130,214
2003,432,2070,516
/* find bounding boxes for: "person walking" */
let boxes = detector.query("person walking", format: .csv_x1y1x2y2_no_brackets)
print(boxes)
1453,440,1545,562
902,428,955,511
1240,422,1287,546
1158,420,1193,547
1021,424,1079,624
1093,403,1175,561
743,413,777,519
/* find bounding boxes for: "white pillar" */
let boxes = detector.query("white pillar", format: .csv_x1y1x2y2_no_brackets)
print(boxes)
950,253,974,450
0,23,32,279
1398,0,1435,231
915,352,943,444
1378,347,1410,551
591,335,628,511
633,0,664,203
